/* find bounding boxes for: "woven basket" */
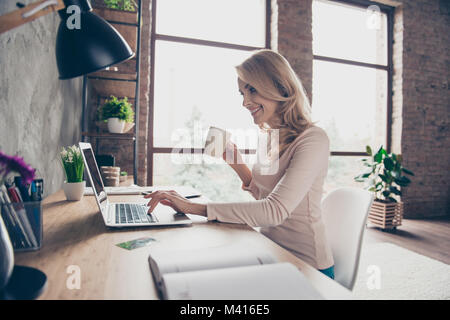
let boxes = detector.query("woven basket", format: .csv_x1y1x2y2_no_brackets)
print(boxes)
367,200,403,230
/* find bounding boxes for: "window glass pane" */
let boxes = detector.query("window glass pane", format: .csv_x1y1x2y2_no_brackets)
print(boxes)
312,60,387,152
324,156,367,195
153,153,256,202
313,0,388,65
156,0,266,47
153,40,259,149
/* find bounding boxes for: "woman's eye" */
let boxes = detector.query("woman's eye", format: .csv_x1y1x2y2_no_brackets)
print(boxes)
249,87,257,94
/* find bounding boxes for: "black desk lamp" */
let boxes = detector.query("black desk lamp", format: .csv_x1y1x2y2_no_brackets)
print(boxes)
0,0,134,299
0,0,134,78
56,0,134,79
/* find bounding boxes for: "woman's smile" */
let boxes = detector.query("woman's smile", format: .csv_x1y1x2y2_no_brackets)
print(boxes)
249,105,263,116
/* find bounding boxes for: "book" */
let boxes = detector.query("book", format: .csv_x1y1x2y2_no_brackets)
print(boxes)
0,185,38,249
0,189,27,248
148,245,324,300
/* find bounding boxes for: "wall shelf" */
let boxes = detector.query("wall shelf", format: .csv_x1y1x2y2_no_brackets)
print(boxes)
81,0,142,185
81,132,136,141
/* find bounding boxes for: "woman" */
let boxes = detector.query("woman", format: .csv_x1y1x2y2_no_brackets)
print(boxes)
144,50,335,278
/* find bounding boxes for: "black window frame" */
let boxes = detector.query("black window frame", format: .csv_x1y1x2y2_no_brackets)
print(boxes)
147,0,271,184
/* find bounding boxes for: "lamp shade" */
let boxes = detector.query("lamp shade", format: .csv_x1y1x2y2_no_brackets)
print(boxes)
56,0,134,79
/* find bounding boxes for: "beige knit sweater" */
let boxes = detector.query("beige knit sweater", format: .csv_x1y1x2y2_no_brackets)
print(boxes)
206,126,334,270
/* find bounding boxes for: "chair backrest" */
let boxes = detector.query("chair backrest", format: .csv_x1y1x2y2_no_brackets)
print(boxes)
322,187,374,290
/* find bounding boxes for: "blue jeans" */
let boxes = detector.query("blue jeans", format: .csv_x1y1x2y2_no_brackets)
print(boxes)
319,265,335,279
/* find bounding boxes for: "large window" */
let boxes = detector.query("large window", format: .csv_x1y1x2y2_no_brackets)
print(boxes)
149,0,270,201
312,0,394,193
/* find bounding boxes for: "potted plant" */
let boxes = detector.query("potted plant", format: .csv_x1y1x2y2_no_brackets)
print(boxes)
119,171,128,183
98,96,135,134
103,0,137,11
354,146,414,230
60,145,85,201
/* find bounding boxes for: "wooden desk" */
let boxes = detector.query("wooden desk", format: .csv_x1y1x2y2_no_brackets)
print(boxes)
14,190,352,300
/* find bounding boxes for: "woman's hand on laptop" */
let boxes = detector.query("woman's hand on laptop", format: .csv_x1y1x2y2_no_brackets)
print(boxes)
144,190,207,216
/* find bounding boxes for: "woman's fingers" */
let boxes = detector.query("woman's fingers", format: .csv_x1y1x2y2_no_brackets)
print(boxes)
146,191,167,213
145,191,180,213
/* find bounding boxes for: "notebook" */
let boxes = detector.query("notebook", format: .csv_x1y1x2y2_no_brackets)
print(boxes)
148,244,324,300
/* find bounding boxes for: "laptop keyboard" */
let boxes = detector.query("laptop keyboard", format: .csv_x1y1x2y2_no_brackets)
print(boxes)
115,203,157,224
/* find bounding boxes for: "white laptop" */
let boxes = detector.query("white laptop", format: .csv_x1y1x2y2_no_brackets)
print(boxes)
79,142,192,228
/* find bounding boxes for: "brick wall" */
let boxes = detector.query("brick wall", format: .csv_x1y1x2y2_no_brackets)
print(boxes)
276,0,313,103
137,0,151,186
394,0,449,218
274,0,449,218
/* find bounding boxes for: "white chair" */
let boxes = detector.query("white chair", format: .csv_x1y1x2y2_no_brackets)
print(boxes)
322,187,374,290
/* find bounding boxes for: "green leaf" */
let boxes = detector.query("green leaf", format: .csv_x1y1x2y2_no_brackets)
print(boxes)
374,152,383,163
379,174,388,183
387,197,397,203
401,176,411,184
402,168,415,176
389,186,402,196
394,176,410,187
382,190,391,198
384,157,394,171
362,172,371,178
366,146,372,156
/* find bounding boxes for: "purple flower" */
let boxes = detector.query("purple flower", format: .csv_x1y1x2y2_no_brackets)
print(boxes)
0,150,36,185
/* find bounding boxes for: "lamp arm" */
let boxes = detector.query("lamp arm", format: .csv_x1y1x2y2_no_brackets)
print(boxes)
23,0,59,18
0,0,65,35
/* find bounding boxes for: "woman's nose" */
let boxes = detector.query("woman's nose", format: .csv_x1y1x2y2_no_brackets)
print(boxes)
242,94,253,107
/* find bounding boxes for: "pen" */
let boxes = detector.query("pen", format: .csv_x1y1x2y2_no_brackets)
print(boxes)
185,195,201,199
142,191,201,199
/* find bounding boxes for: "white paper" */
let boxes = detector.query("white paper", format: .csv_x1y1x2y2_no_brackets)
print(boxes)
162,263,324,300
149,245,276,293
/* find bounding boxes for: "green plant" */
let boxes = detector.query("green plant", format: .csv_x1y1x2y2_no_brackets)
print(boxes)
120,171,127,176
354,145,414,203
98,96,134,123
103,0,136,11
60,145,84,183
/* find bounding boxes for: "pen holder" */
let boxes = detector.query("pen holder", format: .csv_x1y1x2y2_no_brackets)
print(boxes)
0,201,42,252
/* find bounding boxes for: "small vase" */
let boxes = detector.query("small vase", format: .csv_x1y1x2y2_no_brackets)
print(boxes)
0,213,14,290
107,118,125,133
63,181,86,201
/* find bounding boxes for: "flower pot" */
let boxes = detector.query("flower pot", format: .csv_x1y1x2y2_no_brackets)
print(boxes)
107,118,125,133
0,214,14,290
63,181,86,201
367,200,403,230
104,176,119,187
122,122,135,133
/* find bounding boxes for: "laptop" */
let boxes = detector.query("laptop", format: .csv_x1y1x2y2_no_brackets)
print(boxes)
79,142,192,228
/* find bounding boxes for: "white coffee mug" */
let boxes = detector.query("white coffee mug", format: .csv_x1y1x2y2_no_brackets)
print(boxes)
204,126,231,158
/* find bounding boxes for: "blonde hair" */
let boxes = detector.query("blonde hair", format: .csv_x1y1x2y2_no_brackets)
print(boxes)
235,49,313,157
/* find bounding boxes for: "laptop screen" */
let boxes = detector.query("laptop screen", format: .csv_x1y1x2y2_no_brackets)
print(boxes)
82,146,107,203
